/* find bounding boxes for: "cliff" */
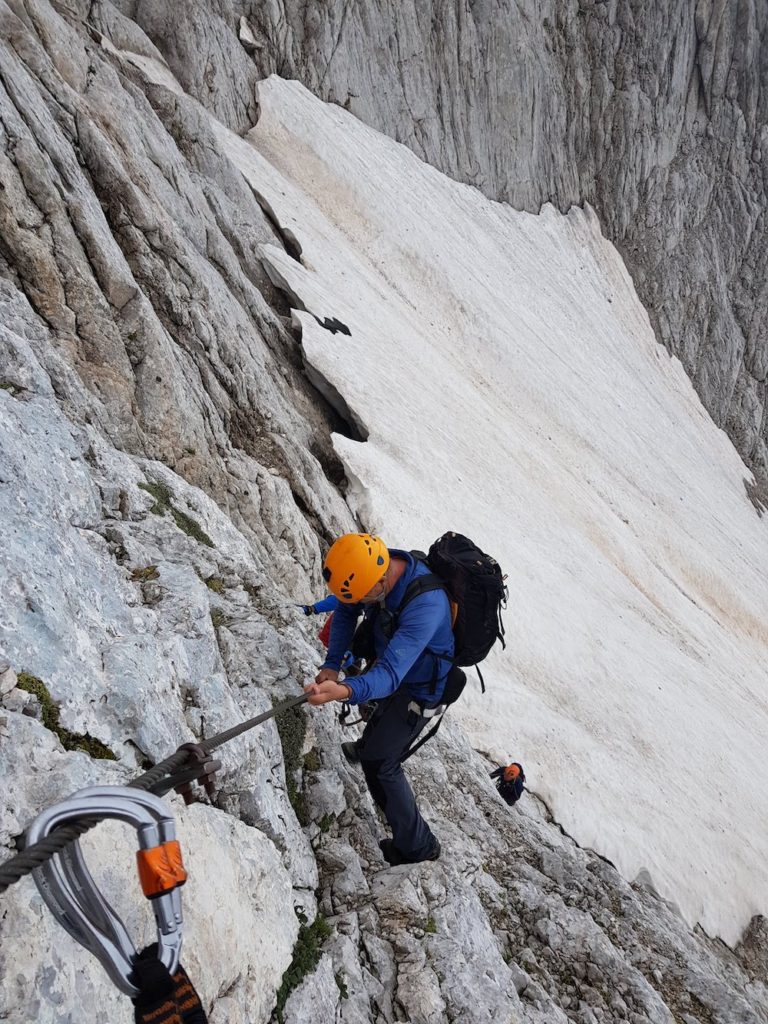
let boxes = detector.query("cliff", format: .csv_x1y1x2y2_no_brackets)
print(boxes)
1,4,766,1023
122,0,768,486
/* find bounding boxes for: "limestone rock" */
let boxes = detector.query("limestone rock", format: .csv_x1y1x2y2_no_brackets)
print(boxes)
282,951,340,1024
1,4,767,1023
306,769,346,822
0,663,16,697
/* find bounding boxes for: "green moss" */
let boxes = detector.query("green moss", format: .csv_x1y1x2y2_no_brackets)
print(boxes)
424,916,437,934
273,915,332,1022
210,608,225,630
293,791,308,826
273,696,309,826
138,480,173,514
138,481,214,548
130,565,159,582
171,507,214,547
204,576,225,594
302,748,321,772
16,672,116,760
318,813,335,834
335,972,349,1000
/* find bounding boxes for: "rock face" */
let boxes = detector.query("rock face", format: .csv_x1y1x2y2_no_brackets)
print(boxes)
295,713,768,1024
0,0,353,561
0,3,767,1023
123,0,768,485
0,2,348,1017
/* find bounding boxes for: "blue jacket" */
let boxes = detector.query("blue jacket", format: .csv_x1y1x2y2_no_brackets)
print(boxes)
322,550,454,704
312,595,339,614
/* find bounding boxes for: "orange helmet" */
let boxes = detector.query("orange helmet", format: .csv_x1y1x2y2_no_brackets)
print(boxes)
323,533,390,603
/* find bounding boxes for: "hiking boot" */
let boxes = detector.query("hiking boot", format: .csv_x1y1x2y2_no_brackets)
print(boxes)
379,838,441,866
341,741,361,765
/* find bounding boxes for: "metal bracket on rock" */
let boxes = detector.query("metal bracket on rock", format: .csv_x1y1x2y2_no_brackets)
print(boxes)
171,743,222,805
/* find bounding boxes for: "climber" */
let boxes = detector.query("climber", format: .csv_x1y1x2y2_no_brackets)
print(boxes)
297,594,339,619
298,594,339,649
297,595,363,673
304,532,454,866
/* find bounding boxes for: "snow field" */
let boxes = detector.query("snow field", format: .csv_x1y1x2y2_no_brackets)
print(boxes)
210,77,768,945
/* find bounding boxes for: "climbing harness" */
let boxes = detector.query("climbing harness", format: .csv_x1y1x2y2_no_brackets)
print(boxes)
338,700,376,728
400,665,467,762
490,763,526,806
26,786,185,997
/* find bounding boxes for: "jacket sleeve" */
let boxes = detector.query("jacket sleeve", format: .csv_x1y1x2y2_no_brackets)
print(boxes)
313,595,340,614
346,591,448,704
322,600,360,671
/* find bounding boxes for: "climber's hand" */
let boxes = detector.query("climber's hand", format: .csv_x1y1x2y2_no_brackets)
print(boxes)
304,679,351,706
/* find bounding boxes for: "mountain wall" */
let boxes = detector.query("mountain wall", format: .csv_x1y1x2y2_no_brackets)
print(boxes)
1,3,767,1023
119,0,768,488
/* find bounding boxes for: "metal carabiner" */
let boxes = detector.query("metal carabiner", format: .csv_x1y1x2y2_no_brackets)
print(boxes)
27,787,185,995
51,787,184,970
26,786,186,997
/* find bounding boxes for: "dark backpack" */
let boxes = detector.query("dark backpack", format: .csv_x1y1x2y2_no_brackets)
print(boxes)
353,531,507,692
418,532,508,676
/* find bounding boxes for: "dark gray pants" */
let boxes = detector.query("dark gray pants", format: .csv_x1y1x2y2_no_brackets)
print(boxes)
357,685,437,860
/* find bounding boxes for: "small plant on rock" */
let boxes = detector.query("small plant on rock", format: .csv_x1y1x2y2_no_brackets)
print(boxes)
273,914,332,1022
130,565,159,582
302,748,321,772
16,672,116,760
138,481,214,548
273,697,309,826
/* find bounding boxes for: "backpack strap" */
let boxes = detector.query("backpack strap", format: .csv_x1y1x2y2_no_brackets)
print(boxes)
400,712,445,763
475,664,486,695
382,572,490,696
376,572,449,636
398,573,448,618
380,572,453,694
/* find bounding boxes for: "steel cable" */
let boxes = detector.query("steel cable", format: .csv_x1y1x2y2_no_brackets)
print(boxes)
0,692,310,892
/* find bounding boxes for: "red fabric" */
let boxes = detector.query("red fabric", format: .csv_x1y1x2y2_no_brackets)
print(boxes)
318,613,333,649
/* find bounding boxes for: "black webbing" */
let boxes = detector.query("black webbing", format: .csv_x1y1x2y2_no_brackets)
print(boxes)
132,946,208,1024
